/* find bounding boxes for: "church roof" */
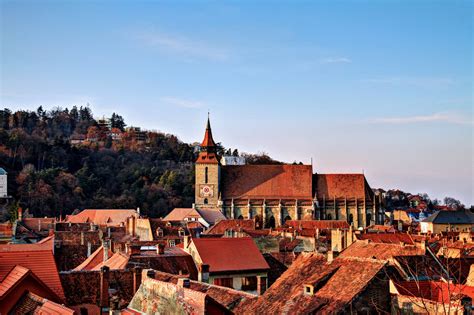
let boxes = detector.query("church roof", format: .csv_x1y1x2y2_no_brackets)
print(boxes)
221,164,313,200
314,174,374,199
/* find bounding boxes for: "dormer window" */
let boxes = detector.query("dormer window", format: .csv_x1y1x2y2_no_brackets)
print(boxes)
178,228,185,237
304,284,314,296
156,228,164,237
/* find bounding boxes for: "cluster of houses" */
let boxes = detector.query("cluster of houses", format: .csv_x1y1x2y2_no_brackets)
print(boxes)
1,205,474,314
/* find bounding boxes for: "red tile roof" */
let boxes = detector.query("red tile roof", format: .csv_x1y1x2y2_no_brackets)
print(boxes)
65,209,138,226
205,219,256,235
0,265,29,297
236,253,386,314
338,240,425,261
163,208,200,221
73,245,113,271
0,242,65,299
221,165,313,199
0,249,65,300
36,299,75,314
191,238,269,273
357,232,414,245
196,118,219,164
21,218,56,232
315,174,373,199
285,220,350,230
93,252,130,270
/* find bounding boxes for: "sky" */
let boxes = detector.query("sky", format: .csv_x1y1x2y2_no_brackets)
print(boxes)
1,1,473,205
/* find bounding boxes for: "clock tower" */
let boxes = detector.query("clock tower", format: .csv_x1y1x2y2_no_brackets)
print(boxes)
195,116,220,210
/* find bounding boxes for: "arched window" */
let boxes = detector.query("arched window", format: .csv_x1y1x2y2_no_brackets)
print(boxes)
349,214,353,224
205,167,208,184
238,215,244,220
204,198,208,204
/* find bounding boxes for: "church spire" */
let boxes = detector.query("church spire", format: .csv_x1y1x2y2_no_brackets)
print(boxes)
200,114,216,148
196,114,219,164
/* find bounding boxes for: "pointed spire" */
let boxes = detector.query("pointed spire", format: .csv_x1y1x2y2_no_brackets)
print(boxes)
201,114,216,148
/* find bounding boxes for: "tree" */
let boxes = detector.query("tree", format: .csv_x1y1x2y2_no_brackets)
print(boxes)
444,197,463,209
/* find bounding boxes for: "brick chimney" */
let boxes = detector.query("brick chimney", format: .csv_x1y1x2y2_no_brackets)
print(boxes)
17,207,23,221
257,276,267,295
103,240,110,262
156,243,165,255
99,266,110,309
198,264,210,283
132,267,142,293
177,278,191,288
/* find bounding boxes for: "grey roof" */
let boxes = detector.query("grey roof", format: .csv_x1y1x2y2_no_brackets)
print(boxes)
0,168,6,175
422,209,474,224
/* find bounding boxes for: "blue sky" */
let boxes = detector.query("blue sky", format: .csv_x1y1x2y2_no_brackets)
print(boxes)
1,1,473,205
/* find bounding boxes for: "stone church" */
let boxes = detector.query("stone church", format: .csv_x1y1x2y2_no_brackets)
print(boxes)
194,118,382,228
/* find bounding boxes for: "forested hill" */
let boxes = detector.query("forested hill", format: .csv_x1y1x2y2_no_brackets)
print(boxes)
0,106,281,220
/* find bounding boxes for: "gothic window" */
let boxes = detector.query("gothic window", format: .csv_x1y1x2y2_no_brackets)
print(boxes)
205,167,208,183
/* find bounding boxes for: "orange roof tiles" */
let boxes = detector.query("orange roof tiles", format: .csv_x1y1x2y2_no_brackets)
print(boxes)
93,252,129,270
338,240,425,261
200,117,216,148
221,164,313,199
357,232,414,245
285,220,350,230
191,238,269,273
315,174,373,199
236,253,386,314
0,249,65,300
73,245,113,271
65,209,138,226
0,265,29,297
163,208,200,221
35,300,75,314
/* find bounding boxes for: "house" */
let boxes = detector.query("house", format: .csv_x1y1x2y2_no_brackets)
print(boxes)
185,237,270,294
391,280,474,314
204,219,256,236
6,291,74,315
163,207,226,228
235,252,390,314
126,269,256,314
0,238,66,313
65,208,139,227
421,209,474,234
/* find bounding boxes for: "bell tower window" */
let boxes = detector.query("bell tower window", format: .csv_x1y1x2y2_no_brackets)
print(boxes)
204,198,208,204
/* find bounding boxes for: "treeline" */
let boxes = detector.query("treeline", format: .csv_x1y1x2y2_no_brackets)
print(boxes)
0,106,196,219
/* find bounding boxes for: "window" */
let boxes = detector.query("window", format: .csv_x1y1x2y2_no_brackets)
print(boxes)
168,240,175,247
214,277,233,288
156,228,164,237
241,276,257,291
204,198,208,204
205,167,208,183
178,228,185,237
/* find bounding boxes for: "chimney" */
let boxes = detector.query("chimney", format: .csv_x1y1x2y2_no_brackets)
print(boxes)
87,242,92,257
146,269,156,279
80,232,85,245
198,264,210,283
99,266,110,309
327,250,334,263
177,278,191,288
132,267,142,293
103,240,110,262
257,276,267,295
17,207,23,221
183,235,190,250
157,243,165,255
137,207,140,216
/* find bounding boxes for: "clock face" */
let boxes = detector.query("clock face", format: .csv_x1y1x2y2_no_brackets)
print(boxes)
200,185,214,197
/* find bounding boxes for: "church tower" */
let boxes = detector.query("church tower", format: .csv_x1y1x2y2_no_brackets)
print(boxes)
195,116,220,210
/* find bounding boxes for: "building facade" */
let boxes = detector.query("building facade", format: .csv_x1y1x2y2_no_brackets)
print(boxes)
194,118,382,228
